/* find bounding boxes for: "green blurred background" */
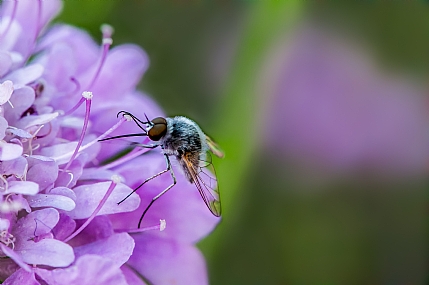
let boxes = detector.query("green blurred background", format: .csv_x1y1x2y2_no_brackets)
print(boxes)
57,1,429,284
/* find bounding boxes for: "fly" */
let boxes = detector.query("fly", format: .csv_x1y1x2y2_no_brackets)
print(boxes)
100,111,223,228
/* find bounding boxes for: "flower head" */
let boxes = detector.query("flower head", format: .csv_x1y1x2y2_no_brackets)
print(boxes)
0,1,219,284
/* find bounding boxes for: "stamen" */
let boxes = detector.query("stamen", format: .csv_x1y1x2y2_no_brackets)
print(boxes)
64,97,85,116
116,219,166,234
101,24,114,39
99,141,151,170
59,78,81,113
81,91,93,99
51,116,127,162
160,219,166,231
57,169,74,188
86,24,114,90
0,231,15,247
27,124,44,156
63,92,92,172
70,77,81,94
0,175,9,193
64,175,120,242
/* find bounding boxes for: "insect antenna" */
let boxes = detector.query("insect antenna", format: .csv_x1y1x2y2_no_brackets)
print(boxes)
99,111,151,142
117,111,150,132
144,113,153,126
98,133,147,142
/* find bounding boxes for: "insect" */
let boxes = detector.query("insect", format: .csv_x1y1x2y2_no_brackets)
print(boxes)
100,111,224,228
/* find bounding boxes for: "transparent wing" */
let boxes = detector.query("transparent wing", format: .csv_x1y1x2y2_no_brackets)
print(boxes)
206,135,224,158
182,154,221,217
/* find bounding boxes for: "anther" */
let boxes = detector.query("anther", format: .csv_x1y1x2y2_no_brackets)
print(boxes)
82,91,93,99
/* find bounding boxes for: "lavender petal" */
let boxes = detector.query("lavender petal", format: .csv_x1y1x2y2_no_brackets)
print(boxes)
74,232,134,267
16,238,74,267
0,141,23,161
26,193,75,211
6,181,38,195
26,155,58,191
0,156,28,177
5,64,44,88
128,235,209,285
121,265,148,285
3,268,40,285
0,244,31,273
35,254,128,285
0,80,13,105
0,51,13,76
67,181,140,219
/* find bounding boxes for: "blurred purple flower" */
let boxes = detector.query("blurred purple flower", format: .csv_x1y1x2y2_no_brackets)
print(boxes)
0,1,219,284
265,27,429,178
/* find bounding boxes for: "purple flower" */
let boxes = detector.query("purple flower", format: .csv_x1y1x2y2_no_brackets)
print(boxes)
264,27,429,178
0,1,219,284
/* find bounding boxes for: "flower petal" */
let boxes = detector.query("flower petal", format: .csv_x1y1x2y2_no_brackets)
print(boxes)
68,215,114,247
26,155,58,191
1,0,62,57
0,51,13,76
7,127,33,139
10,194,31,213
127,235,209,285
17,112,59,130
87,45,149,101
48,187,77,201
35,254,128,285
0,258,20,282
121,265,148,285
16,238,74,267
52,213,76,242
13,208,59,240
0,141,23,161
6,181,38,195
26,193,75,211
0,244,31,273
0,116,8,140
80,167,125,182
74,232,134,267
67,182,140,219
4,86,35,124
2,268,39,285
0,218,10,231
0,80,13,105
5,64,44,88
0,156,28,177
37,24,99,75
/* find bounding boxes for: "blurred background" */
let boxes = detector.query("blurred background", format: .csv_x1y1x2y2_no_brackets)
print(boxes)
57,1,429,284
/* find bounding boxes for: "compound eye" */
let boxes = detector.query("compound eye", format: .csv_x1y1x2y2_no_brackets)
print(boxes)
148,117,167,141
151,117,167,125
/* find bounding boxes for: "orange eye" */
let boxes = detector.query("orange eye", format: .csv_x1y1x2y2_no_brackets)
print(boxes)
148,117,167,141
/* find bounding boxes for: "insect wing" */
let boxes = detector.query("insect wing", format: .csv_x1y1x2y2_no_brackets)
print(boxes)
206,135,224,158
182,154,221,216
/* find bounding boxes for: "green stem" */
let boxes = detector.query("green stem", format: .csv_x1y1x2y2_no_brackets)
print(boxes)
200,0,303,259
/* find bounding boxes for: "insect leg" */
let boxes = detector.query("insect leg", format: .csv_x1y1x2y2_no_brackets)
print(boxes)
131,143,159,149
117,159,169,205
137,154,176,228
